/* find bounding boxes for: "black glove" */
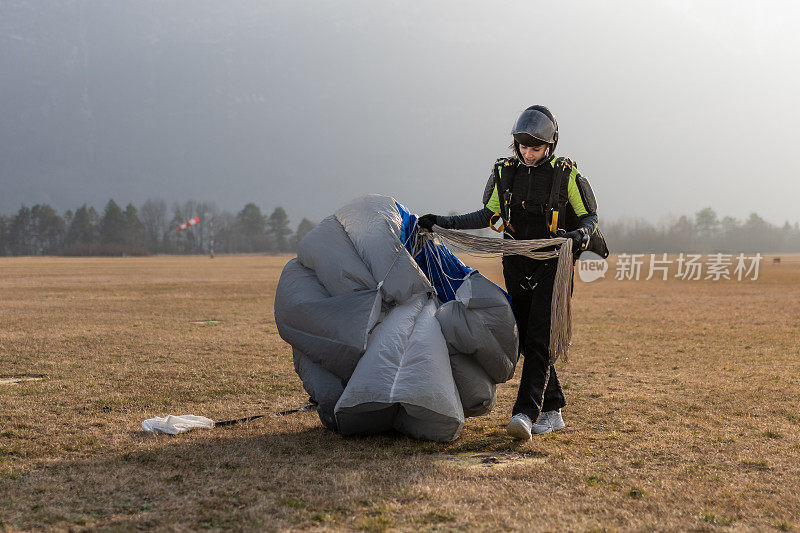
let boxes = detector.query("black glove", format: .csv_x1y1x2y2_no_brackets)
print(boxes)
418,214,438,231
562,229,589,251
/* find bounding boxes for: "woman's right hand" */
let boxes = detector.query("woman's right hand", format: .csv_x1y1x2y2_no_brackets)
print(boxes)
418,214,438,230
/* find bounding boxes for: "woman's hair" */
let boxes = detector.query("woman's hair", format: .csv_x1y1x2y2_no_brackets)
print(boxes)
509,138,546,149
508,138,546,153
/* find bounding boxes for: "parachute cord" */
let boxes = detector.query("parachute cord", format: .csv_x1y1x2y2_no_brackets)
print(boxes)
428,225,574,364
423,237,460,301
549,238,573,363
421,238,438,293
421,240,435,294
418,232,472,284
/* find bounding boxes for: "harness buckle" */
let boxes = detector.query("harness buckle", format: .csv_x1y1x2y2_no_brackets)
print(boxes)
489,212,513,233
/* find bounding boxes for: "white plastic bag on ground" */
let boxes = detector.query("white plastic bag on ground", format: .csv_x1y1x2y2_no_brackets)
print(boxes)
142,414,215,435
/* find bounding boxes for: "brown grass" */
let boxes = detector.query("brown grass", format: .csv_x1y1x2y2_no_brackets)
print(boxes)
1,254,799,531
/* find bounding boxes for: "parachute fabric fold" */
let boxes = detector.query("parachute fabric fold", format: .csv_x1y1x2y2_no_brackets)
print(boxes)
436,273,519,383
334,295,464,441
274,194,520,441
449,353,496,417
335,195,432,304
275,258,381,380
293,349,343,431
297,215,377,295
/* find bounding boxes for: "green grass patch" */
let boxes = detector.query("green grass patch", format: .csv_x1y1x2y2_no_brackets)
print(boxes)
278,497,306,509
197,515,237,530
627,486,647,499
358,515,394,532
419,511,456,524
740,459,770,471
698,511,734,526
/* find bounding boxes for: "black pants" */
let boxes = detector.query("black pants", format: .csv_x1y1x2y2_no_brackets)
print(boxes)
503,256,567,421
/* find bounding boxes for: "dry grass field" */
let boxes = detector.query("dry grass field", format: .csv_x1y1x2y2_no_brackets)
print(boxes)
1,254,799,532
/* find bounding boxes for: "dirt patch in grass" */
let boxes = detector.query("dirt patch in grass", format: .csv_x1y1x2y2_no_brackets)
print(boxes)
1,254,799,531
0,375,45,386
432,450,547,469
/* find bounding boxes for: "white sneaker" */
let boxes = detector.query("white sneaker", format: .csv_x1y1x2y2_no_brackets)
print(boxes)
532,409,565,434
507,413,533,440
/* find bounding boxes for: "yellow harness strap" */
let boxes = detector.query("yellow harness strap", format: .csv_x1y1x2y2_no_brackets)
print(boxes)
549,210,559,236
490,212,513,233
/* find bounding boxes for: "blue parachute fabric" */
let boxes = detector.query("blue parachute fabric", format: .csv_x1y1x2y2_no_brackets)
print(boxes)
395,201,473,302
417,240,472,302
396,201,417,247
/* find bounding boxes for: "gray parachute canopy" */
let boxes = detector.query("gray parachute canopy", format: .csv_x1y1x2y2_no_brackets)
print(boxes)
274,195,518,442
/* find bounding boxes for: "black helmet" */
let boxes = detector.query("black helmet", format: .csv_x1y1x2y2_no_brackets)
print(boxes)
511,105,558,164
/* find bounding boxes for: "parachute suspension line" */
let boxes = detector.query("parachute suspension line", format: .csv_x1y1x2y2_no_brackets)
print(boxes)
429,240,469,283
427,240,467,292
550,239,573,363
429,227,563,259
421,240,439,295
421,240,436,290
422,237,459,300
421,242,433,282
427,226,574,364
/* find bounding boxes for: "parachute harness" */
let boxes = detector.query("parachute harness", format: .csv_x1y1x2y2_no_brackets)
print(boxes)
420,226,574,364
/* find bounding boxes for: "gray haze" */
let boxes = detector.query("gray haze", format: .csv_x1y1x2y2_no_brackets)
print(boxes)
2,1,799,226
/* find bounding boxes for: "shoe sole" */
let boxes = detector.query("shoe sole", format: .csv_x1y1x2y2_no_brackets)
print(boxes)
506,422,532,440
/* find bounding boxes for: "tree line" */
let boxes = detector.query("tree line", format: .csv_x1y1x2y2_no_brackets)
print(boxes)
2,202,800,256
604,207,800,254
0,199,316,256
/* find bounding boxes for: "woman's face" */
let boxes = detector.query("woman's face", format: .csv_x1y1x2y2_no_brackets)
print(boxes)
518,143,549,166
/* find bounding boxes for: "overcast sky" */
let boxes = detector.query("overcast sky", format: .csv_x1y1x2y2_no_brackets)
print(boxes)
2,0,799,227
